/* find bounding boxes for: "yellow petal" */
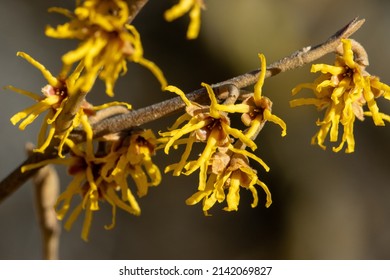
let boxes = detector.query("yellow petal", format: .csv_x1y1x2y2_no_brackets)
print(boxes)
169,136,195,176
289,97,329,108
102,190,117,230
201,82,220,119
55,173,85,219
80,113,94,158
5,85,42,101
64,203,83,232
187,3,201,39
263,109,287,137
129,165,149,197
248,185,259,208
364,111,390,123
311,64,344,76
291,83,316,96
331,77,350,104
202,191,218,213
341,39,356,69
185,190,210,205
164,0,193,21
363,79,385,126
184,130,217,175
222,123,257,150
34,125,56,154
164,119,210,154
17,52,59,87
134,58,168,91
81,205,93,242
21,157,73,173
256,179,272,208
92,101,132,111
165,85,192,107
254,53,267,105
223,172,240,211
106,187,141,216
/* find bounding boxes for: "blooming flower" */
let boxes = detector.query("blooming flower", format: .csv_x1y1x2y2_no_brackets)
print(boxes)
241,54,287,139
46,0,167,96
291,39,390,152
101,129,161,198
161,82,256,191
164,0,205,39
160,53,286,214
23,129,161,241
8,52,81,155
8,52,132,157
186,151,272,215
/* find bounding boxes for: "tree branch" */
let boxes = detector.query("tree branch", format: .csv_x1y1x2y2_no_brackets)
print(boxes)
0,146,58,204
29,142,61,260
0,17,365,205
80,17,365,139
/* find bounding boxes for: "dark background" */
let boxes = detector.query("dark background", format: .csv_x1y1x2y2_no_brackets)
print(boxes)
0,0,389,259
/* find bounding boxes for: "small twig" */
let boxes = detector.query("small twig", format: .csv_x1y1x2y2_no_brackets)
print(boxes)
0,17,365,205
221,84,241,105
33,166,61,260
28,143,61,260
56,92,88,134
127,0,149,23
0,146,58,204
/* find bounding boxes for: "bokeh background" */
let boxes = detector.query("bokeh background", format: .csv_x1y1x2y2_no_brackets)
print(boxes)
1,0,389,259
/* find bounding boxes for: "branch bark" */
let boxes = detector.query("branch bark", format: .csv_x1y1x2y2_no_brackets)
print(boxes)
30,143,61,260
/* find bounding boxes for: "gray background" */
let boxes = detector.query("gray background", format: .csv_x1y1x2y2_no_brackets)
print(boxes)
0,0,389,259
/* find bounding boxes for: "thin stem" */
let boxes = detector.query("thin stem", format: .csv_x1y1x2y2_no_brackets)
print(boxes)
0,146,58,204
56,92,87,134
127,0,149,23
30,143,61,260
0,17,365,205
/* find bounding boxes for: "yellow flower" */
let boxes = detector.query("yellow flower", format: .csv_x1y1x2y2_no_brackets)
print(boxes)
102,129,162,198
241,54,287,139
291,39,390,153
8,52,132,157
161,82,256,190
160,81,263,212
23,129,160,241
74,0,129,31
8,52,79,154
164,0,205,39
161,53,286,214
46,0,167,96
56,139,142,242
186,151,272,215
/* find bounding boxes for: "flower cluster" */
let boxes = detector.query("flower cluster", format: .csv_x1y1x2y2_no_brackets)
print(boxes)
164,0,205,40
23,129,161,241
291,39,390,153
160,54,286,214
10,0,389,244
8,0,169,241
8,52,132,157
46,0,167,96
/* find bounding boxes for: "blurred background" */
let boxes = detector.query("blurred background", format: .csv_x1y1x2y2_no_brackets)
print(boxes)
0,0,390,259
